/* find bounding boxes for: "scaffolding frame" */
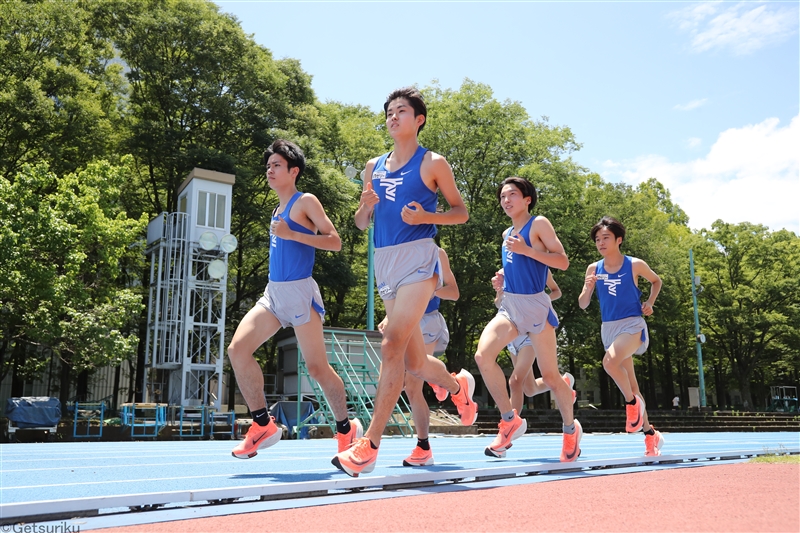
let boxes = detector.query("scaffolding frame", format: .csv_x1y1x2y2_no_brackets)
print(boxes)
295,329,413,438
143,212,226,409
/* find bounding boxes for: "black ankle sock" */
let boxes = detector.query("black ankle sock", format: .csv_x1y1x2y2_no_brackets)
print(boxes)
336,418,351,434
626,397,637,406
252,408,270,427
417,438,430,451
369,439,379,449
644,428,655,436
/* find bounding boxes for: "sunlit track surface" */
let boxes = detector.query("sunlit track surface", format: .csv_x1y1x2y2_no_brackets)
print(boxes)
1,431,797,527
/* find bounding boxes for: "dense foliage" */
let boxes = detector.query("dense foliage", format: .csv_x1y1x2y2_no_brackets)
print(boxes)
1,0,796,410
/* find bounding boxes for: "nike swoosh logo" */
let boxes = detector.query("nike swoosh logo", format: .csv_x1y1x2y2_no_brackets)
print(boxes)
350,457,371,466
565,445,579,460
295,314,304,319
533,323,542,328
251,431,267,445
417,269,428,274
629,412,641,429
400,170,411,176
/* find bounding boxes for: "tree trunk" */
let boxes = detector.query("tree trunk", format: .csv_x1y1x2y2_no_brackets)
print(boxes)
714,359,727,409
646,350,657,408
58,355,73,416
599,368,611,409
739,376,753,411
77,369,89,402
112,363,121,413
662,329,675,402
10,341,25,397
227,368,236,411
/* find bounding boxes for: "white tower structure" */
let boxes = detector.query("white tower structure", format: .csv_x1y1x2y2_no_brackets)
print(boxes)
144,168,237,408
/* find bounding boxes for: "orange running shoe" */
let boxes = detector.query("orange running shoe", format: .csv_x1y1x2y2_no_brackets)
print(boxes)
403,445,434,467
560,419,583,462
430,383,449,402
484,410,527,458
231,417,281,459
625,394,645,433
331,436,378,477
335,418,363,453
450,369,478,425
644,428,664,456
563,372,576,404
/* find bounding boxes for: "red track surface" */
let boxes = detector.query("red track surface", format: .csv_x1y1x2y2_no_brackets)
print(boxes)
100,463,799,532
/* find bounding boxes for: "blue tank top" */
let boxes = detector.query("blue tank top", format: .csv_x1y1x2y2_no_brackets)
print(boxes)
370,145,437,248
500,216,549,295
424,296,441,314
595,256,642,321
268,191,316,282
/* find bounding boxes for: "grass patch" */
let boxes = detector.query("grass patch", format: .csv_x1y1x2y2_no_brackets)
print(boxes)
749,454,800,464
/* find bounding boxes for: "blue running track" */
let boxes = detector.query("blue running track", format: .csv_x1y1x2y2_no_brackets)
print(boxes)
1,431,798,530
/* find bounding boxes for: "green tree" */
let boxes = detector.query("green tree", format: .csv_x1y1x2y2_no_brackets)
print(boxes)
0,161,146,407
95,0,311,215
695,221,800,408
0,0,124,179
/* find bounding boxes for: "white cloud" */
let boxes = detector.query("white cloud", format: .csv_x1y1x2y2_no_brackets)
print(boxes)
601,115,800,234
674,98,708,111
669,1,799,55
687,137,703,148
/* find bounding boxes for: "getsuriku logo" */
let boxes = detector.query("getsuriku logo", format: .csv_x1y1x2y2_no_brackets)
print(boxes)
604,278,622,296
375,171,402,202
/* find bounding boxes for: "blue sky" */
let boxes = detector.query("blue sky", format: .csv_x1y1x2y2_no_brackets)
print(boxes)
216,1,799,234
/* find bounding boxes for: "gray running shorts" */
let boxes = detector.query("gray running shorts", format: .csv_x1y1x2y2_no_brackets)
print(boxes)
256,277,325,328
420,310,449,355
601,316,649,355
374,238,441,301
507,334,532,357
498,291,559,337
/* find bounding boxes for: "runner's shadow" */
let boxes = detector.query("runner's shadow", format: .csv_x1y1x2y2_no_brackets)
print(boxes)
231,472,338,482
381,463,472,473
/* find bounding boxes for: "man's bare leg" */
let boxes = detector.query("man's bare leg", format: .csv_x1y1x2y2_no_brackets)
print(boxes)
602,333,641,401
530,325,573,426
509,345,537,414
474,315,519,414
363,277,437,445
227,305,281,412
294,310,348,421
403,324,458,393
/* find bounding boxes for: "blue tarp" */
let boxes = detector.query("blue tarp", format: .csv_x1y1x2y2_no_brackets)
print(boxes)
269,401,316,439
5,397,61,428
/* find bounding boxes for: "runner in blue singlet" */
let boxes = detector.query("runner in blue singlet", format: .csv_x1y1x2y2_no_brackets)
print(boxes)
578,215,665,456
333,87,475,478
228,139,362,461
473,176,579,463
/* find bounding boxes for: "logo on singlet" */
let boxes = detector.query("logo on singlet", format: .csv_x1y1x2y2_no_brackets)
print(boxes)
604,278,622,296
505,248,514,264
374,170,403,202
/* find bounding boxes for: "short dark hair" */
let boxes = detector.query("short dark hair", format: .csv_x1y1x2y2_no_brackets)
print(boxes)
384,87,427,135
590,216,626,242
263,139,305,179
497,177,537,213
